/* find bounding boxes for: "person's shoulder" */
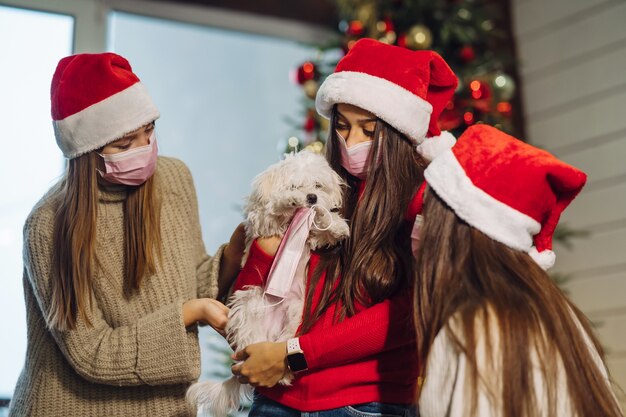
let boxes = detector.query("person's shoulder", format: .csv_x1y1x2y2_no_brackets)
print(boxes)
23,182,63,248
156,155,192,178
156,156,196,190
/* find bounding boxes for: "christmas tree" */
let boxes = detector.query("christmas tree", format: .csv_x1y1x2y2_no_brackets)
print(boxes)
286,0,521,153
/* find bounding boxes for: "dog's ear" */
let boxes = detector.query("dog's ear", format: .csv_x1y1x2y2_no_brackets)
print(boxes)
249,164,281,204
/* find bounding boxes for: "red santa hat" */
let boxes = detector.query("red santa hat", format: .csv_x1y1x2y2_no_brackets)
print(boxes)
424,124,587,270
51,52,160,159
315,38,458,160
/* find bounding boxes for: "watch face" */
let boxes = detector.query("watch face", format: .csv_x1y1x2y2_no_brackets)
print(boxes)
287,352,308,372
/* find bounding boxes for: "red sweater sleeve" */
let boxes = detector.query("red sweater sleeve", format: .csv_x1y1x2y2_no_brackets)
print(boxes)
232,240,275,292
298,287,415,371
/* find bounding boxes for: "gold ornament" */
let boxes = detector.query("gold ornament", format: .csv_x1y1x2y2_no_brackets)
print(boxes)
379,31,397,44
304,141,325,154
303,80,319,100
406,25,433,50
357,3,376,24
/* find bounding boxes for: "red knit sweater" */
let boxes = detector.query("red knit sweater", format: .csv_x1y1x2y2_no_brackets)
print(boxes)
233,240,419,411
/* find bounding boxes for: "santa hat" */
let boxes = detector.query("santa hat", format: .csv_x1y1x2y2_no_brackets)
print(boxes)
315,38,458,160
51,52,160,159
424,124,587,270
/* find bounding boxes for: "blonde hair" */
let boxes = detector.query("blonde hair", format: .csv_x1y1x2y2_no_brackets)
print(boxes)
48,151,162,330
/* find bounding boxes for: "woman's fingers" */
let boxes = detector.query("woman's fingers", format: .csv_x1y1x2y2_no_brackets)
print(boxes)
228,342,287,388
207,298,230,314
232,347,250,362
194,298,229,331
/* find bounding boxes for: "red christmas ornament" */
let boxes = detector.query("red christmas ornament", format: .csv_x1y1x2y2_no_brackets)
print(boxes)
497,101,513,117
296,61,317,85
463,111,475,125
347,20,365,36
397,33,407,48
304,116,316,133
469,80,491,100
459,45,476,63
383,16,394,33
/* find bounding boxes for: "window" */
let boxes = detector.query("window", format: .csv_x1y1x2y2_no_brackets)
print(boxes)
108,12,316,381
108,11,316,253
0,5,72,399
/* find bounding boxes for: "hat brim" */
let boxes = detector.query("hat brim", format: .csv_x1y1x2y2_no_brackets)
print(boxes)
53,82,160,159
425,148,541,253
315,71,432,144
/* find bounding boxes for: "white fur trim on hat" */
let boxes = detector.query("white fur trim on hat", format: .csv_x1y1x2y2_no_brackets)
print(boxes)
425,149,541,253
53,82,160,159
416,131,456,161
528,247,556,270
315,71,432,143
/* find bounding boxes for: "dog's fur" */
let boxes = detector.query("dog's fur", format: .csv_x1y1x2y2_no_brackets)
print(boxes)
186,151,349,417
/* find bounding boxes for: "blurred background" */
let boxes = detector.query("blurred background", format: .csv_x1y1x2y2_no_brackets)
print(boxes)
0,0,624,414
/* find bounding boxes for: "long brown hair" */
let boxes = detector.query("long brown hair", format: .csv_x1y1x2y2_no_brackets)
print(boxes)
48,151,162,331
414,188,623,417
300,105,427,332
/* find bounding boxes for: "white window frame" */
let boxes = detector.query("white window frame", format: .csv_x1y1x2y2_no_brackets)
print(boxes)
0,0,333,53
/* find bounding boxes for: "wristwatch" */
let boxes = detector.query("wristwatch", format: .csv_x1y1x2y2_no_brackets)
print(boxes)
286,338,308,374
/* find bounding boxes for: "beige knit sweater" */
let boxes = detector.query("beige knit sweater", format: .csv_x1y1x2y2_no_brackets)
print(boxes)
9,156,225,417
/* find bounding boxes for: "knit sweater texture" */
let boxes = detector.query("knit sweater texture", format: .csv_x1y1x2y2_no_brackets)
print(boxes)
9,156,224,417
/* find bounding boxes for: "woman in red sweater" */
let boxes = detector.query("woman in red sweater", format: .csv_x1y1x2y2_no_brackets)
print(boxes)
230,39,457,416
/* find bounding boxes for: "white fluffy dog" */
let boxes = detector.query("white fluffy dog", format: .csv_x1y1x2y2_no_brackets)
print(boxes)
186,151,349,417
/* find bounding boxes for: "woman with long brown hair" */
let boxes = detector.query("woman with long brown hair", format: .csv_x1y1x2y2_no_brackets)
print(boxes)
9,52,245,417
228,39,458,416
415,124,623,417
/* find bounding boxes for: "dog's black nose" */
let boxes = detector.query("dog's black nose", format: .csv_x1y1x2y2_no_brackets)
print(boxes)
306,194,317,204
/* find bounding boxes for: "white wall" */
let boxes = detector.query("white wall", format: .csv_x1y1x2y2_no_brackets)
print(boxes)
512,0,626,405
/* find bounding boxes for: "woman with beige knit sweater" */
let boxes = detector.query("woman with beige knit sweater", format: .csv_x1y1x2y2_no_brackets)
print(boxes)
8,52,245,417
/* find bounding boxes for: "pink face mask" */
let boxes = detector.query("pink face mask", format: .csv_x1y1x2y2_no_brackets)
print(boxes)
336,131,374,180
98,131,158,186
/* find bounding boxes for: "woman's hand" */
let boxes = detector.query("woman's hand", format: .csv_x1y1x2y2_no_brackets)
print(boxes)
256,236,282,256
218,223,247,300
182,298,229,335
231,341,288,388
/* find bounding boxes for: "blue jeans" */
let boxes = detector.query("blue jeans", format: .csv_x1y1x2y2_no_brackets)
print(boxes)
248,392,417,417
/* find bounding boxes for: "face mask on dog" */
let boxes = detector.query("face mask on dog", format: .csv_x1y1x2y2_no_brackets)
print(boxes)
336,131,373,180
264,204,336,300
265,207,316,299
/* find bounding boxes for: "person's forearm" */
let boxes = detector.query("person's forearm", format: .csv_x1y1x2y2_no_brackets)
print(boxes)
299,289,415,371
217,223,247,301
217,244,242,301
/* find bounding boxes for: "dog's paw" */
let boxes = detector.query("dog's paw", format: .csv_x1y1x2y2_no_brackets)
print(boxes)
279,373,294,386
330,217,350,239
